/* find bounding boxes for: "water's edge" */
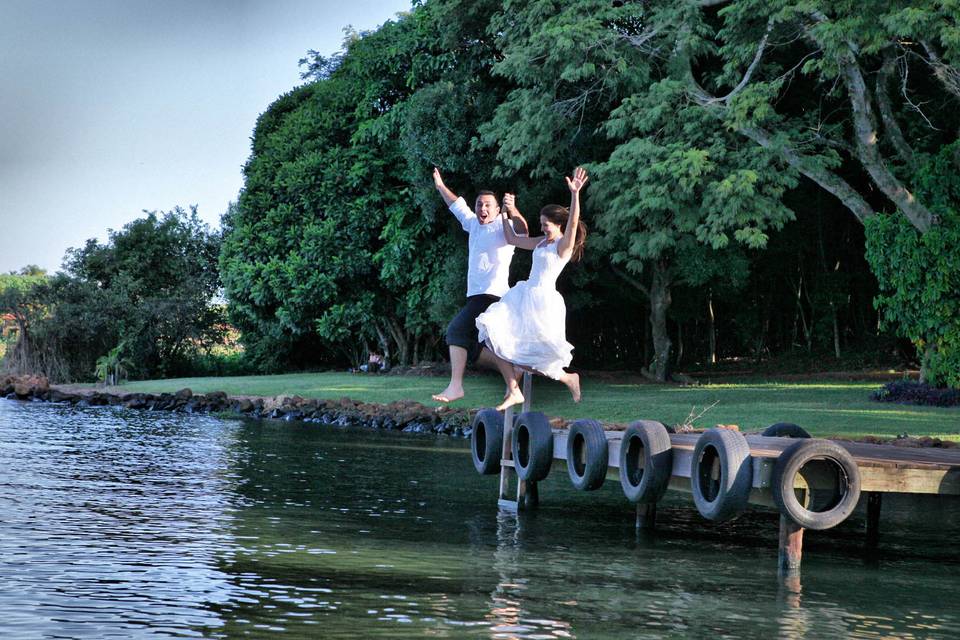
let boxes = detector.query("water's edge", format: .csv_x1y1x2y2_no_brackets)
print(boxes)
2,375,475,437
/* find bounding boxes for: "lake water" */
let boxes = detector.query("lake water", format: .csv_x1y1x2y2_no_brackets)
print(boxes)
1,398,958,639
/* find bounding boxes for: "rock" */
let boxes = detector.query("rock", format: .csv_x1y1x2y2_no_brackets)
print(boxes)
175,388,193,401
48,389,78,403
124,395,148,409
236,398,254,412
14,375,49,398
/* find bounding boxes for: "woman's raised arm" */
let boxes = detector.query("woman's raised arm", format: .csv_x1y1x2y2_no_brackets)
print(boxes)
557,167,588,260
502,192,543,250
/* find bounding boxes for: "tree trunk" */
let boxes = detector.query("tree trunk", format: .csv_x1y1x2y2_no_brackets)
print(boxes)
375,324,392,370
708,291,717,365
831,303,841,359
676,321,684,368
920,343,937,385
384,319,409,366
649,261,673,382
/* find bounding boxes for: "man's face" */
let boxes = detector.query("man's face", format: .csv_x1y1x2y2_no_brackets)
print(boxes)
475,194,500,224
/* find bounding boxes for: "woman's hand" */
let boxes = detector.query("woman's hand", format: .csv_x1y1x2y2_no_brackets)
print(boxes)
565,166,589,194
503,192,516,216
433,167,445,190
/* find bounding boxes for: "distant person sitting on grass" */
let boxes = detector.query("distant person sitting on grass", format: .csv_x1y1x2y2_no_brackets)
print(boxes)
431,167,529,403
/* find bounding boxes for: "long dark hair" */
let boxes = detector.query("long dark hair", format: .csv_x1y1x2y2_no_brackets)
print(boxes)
540,204,587,262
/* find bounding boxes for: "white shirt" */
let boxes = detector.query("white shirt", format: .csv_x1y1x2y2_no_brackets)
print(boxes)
449,197,515,297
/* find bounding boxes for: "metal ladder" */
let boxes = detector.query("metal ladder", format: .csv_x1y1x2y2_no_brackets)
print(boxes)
497,373,538,511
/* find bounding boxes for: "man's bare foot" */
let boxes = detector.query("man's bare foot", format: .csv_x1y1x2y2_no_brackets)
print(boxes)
495,388,524,412
565,373,581,403
432,385,464,403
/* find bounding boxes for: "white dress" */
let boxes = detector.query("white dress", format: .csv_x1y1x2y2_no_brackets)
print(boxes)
476,240,574,380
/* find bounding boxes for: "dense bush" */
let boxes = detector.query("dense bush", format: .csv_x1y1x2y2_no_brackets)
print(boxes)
872,380,960,407
2,209,222,382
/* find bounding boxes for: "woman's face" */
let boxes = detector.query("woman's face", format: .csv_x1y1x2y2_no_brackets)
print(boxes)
539,215,562,239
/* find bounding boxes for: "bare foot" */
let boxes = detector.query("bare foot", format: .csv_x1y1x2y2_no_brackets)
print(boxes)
565,373,581,403
495,388,524,412
432,385,464,403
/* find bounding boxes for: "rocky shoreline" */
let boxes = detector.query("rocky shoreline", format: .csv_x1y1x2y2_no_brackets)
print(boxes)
1,375,477,437
3,374,955,449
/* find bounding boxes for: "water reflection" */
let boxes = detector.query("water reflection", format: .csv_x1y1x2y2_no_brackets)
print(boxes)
487,511,575,639
1,399,959,639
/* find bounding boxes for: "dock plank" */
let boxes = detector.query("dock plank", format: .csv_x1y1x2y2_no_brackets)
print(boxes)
554,429,960,496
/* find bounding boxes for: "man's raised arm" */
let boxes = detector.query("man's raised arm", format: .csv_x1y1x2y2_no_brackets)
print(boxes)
433,168,457,206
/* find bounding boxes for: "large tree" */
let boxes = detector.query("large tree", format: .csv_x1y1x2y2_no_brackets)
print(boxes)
221,0,524,370
2,208,221,381
478,0,796,380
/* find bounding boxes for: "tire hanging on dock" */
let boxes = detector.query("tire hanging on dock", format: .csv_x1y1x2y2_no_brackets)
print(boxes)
513,411,553,482
618,420,673,503
761,422,811,439
471,408,503,475
772,439,861,530
690,428,753,521
566,419,608,491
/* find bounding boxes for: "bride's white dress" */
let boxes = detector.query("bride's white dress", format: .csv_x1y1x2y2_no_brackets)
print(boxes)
476,240,573,380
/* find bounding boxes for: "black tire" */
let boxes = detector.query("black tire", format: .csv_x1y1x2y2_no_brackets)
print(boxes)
772,439,861,530
762,422,811,439
471,408,503,475
618,420,673,503
566,419,608,491
513,411,553,482
690,428,753,521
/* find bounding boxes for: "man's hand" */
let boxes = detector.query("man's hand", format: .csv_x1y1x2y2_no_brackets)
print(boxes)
433,167,457,206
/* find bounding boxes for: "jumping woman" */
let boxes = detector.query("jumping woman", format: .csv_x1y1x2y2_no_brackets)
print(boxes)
475,167,588,411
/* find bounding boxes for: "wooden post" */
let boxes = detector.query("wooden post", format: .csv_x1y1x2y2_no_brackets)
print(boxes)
521,373,532,412
866,491,882,548
636,502,657,530
498,373,537,511
778,515,804,573
517,373,535,509
498,405,514,502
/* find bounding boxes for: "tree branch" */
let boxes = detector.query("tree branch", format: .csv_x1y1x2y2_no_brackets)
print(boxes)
920,39,960,101
708,18,774,104
803,13,935,232
683,60,876,224
834,49,934,231
876,48,918,172
738,124,876,224
611,265,650,298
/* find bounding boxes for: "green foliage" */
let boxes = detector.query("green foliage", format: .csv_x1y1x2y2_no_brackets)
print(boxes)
223,0,958,378
4,209,222,382
94,341,132,386
221,1,516,370
0,273,52,374
866,144,960,387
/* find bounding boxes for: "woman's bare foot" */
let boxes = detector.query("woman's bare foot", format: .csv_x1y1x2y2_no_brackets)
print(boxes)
495,387,524,412
432,384,464,403
563,372,581,403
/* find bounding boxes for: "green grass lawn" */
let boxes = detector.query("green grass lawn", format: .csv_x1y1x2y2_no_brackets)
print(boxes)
73,371,960,441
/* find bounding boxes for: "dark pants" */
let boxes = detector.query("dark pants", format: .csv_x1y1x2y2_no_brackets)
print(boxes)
446,294,499,365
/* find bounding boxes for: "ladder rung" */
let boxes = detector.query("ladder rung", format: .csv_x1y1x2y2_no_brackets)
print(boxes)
500,459,515,468
497,498,519,511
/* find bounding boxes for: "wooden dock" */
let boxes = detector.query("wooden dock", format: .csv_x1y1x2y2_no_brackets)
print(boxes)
479,374,960,573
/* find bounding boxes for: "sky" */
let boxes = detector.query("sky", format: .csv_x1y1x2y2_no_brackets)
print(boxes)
0,0,412,274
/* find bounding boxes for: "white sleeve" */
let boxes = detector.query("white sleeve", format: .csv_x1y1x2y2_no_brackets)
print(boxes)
449,196,476,232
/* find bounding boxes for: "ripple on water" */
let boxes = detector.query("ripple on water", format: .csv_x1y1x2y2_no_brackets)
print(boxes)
2,398,959,639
